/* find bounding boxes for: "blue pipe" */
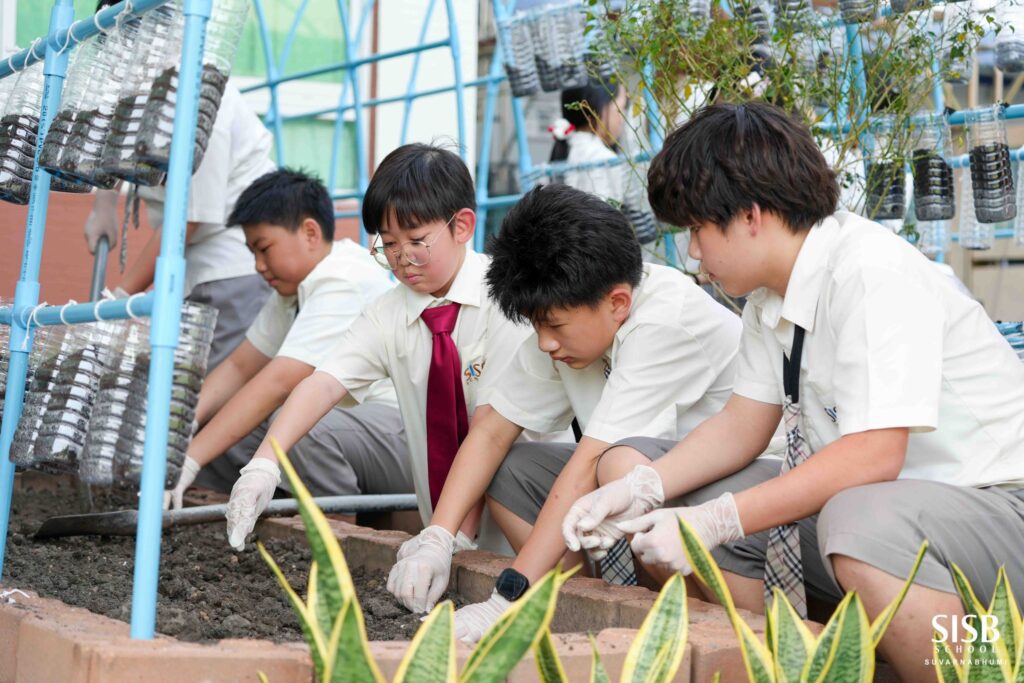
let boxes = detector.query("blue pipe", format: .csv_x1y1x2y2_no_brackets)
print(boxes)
474,38,506,248
951,230,1016,241
0,295,155,329
129,0,210,640
0,0,75,578
444,0,467,162
491,1,532,184
337,0,369,246
251,1,285,164
279,0,311,79
400,0,438,146
327,0,374,193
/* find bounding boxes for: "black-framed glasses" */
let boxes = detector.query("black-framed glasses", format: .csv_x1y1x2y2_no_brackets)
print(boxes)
370,213,456,271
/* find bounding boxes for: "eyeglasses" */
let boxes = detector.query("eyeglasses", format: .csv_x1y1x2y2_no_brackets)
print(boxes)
370,213,457,271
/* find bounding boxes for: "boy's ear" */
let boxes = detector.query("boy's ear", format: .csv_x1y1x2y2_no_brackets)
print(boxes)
607,284,633,324
747,204,763,236
452,208,476,245
300,217,324,247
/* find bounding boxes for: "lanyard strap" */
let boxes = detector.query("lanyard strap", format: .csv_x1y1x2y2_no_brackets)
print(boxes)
783,326,806,404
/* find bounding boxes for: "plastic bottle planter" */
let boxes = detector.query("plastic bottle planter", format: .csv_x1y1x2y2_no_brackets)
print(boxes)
101,4,180,186
9,327,74,469
965,106,1016,224
917,220,949,257
775,0,810,28
910,114,955,221
942,2,973,84
995,3,1024,74
553,6,588,90
864,160,906,220
529,10,565,92
737,0,772,42
0,63,90,204
497,15,539,97
135,0,247,170
583,23,617,80
890,0,930,12
839,0,878,24
959,167,993,250
1014,162,1024,247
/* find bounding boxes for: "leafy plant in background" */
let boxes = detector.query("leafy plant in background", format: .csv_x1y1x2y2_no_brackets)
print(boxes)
932,566,1023,682
677,517,929,683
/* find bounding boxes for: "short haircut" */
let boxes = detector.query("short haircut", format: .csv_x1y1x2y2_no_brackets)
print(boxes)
228,168,335,241
362,143,476,235
487,184,642,324
648,101,839,233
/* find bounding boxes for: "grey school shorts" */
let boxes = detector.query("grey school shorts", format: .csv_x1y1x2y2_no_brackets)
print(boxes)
614,436,1024,606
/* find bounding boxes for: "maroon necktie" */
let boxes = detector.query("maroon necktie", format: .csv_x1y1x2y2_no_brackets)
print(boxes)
420,303,469,508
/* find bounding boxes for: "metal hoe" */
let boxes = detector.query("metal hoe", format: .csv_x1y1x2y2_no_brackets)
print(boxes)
34,493,418,539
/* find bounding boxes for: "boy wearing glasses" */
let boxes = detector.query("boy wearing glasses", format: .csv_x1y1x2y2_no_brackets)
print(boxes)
225,143,545,553
162,170,409,546
387,183,757,642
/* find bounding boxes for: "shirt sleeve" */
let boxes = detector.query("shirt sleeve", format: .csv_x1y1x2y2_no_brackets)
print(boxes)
277,278,366,367
733,303,784,405
245,295,291,358
316,307,391,403
585,322,718,443
484,334,575,433
475,304,535,404
829,264,944,435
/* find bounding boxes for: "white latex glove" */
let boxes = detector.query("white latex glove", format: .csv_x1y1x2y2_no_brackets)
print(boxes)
101,286,130,299
453,590,513,643
617,493,744,575
163,455,201,511
395,529,476,562
85,190,119,254
225,458,281,551
387,526,456,613
562,464,664,560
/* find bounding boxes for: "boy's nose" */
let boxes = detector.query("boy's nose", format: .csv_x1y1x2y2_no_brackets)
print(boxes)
687,234,702,261
537,332,559,353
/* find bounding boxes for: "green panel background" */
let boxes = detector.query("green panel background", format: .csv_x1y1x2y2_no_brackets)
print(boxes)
14,0,356,188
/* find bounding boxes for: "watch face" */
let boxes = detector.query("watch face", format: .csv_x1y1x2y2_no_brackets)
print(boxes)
496,568,530,602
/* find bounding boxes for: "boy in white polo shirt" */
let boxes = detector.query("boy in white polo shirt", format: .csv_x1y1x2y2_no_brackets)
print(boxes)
158,170,408,548
222,144,539,555
563,102,1024,681
386,183,751,641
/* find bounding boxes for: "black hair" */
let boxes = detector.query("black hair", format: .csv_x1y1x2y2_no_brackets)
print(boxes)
486,184,642,324
648,101,839,233
551,74,623,162
228,168,335,240
96,0,115,12
362,143,476,235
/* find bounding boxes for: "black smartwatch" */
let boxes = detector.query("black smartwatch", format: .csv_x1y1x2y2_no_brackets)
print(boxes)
495,568,530,602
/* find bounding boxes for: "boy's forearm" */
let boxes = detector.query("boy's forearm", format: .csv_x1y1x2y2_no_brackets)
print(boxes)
252,371,349,463
511,436,609,582
195,341,272,426
432,406,523,534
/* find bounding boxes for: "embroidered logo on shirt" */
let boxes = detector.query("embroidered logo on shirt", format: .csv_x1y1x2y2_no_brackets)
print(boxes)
824,406,838,423
464,360,485,383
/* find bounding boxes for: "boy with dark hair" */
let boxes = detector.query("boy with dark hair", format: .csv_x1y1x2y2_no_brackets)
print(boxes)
564,101,1024,680
163,170,409,548
387,182,751,642
224,144,542,556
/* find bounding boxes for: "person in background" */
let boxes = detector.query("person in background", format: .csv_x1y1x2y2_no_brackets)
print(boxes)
84,0,275,371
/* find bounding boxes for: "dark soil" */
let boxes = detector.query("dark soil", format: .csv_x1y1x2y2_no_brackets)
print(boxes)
4,477,459,642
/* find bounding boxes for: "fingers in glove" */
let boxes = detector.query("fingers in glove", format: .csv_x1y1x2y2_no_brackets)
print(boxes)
561,505,588,551
614,511,659,536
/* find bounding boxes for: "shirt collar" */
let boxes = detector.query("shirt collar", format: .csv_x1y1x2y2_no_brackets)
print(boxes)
404,249,486,325
296,243,339,308
749,215,840,333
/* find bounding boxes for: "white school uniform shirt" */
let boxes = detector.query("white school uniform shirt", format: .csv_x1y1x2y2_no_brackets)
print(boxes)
137,82,277,296
564,131,627,205
486,264,742,443
245,239,397,408
734,211,1024,489
317,249,535,551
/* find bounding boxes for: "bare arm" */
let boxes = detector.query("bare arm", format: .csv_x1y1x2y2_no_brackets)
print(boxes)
250,371,349,464
431,405,524,536
194,340,272,426
651,393,783,499
512,436,610,582
118,222,200,293
735,427,907,533
189,355,316,467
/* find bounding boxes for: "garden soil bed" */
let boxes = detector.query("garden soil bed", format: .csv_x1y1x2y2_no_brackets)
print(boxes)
4,476,461,643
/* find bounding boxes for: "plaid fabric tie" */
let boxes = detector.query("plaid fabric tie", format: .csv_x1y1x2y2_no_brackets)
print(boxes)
764,325,810,617
421,303,468,508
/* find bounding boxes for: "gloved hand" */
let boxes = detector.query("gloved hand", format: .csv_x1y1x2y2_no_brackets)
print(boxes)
562,464,664,560
101,286,131,299
395,529,476,563
387,526,457,613
453,590,513,643
164,455,201,511
225,458,281,551
617,492,744,575
85,190,119,254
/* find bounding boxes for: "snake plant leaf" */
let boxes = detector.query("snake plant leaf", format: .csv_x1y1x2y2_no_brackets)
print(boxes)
934,638,963,683
258,673,270,683
950,564,987,620
533,628,569,683
678,517,775,683
589,634,611,683
393,601,456,683
988,568,1021,670
869,541,928,648
803,592,853,683
322,597,385,683
768,588,814,683
258,541,326,679
621,573,688,683
460,566,577,683
817,593,873,683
